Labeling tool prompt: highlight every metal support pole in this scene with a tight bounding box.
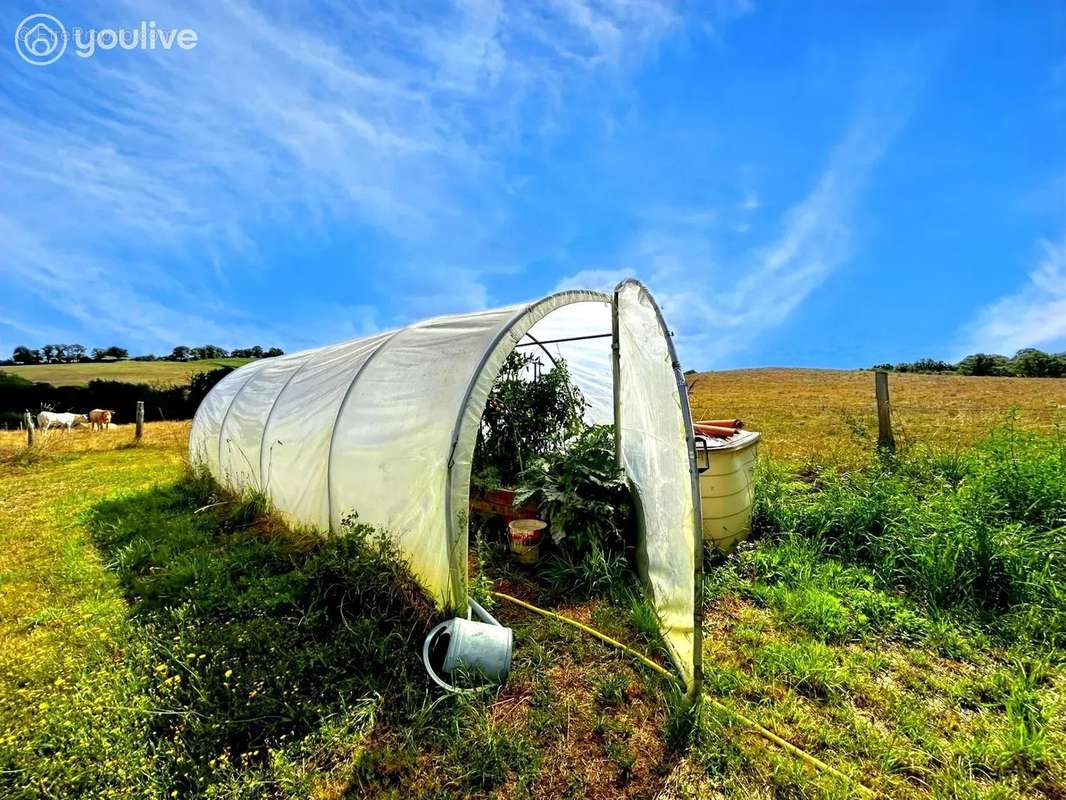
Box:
[514,332,612,347]
[610,293,622,467]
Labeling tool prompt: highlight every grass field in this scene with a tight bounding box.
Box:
[1,371,1063,798]
[689,368,1066,466]
[5,358,252,387]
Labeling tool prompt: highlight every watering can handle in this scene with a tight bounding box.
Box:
[422,621,475,695]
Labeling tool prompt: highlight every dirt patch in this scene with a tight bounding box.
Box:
[493,652,676,799]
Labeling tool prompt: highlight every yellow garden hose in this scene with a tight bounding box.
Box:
[491,590,877,799]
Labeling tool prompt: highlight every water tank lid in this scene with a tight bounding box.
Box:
[695,429,761,453]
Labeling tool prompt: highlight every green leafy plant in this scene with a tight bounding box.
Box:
[473,351,587,488]
[515,425,631,557]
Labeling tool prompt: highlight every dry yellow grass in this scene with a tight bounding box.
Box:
[688,368,1066,466]
[1,404,1061,797]
[4,358,250,387]
[0,420,191,461]
[7,368,1062,468]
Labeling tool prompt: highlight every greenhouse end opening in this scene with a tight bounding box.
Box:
[190,279,704,693]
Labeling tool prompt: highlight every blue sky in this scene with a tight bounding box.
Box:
[1,1,1063,370]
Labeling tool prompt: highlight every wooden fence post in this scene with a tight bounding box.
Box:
[24,412,34,447]
[135,401,144,440]
[874,371,895,452]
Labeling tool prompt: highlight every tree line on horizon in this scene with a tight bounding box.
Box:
[0,365,235,427]
[872,348,1066,378]
[5,343,284,366]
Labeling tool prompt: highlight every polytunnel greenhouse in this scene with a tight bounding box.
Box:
[190,279,704,691]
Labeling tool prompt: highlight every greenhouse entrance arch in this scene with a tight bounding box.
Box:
[190,280,703,691]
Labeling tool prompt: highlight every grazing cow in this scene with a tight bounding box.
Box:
[89,409,115,431]
[37,411,89,432]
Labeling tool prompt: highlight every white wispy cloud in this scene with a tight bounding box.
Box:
[0,0,684,354]
[957,237,1066,356]
[553,58,927,367]
[0,213,277,348]
[699,0,756,38]
[545,0,679,66]
[0,315,48,341]
[555,268,635,294]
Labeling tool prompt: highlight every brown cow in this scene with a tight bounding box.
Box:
[89,409,115,431]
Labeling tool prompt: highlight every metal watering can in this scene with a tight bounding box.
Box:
[422,598,513,693]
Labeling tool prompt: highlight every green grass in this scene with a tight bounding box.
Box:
[1,454,441,798]
[688,554,1066,798]
[680,421,1066,799]
[0,424,678,799]
[5,358,252,386]
[751,419,1066,648]
[2,420,1064,798]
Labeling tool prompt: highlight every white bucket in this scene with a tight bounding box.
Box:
[508,519,547,564]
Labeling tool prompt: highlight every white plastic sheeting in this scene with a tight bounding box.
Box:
[190,282,702,691]
[520,302,614,424]
[615,280,703,691]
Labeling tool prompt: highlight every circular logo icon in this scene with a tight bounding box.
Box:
[14,14,67,66]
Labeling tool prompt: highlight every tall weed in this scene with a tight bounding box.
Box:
[752,423,1066,648]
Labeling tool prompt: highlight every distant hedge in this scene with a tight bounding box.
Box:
[0,367,233,427]
[872,348,1066,378]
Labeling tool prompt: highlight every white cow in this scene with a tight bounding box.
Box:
[37,411,89,432]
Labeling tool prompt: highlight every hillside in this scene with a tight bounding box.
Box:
[688,368,1066,465]
[4,358,252,387]
[3,372,1065,799]
[2,417,1062,798]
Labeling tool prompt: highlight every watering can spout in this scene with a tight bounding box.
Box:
[468,597,500,626]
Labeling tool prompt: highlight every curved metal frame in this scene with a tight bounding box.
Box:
[324,331,402,528]
[443,290,610,605]
[215,359,271,481]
